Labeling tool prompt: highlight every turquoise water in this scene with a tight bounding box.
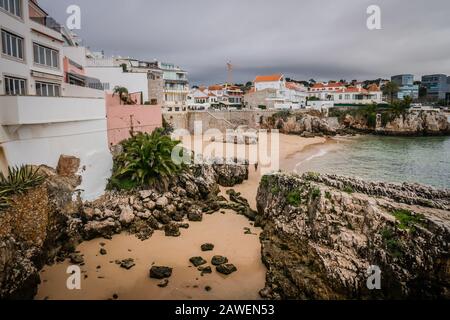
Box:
[294,135,450,189]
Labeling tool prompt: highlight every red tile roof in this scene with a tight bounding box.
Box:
[208,85,223,91]
[311,82,345,89]
[255,74,283,83]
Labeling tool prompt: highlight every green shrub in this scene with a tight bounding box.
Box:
[304,172,320,180]
[343,185,354,194]
[381,228,403,258]
[271,186,280,195]
[325,191,332,200]
[367,113,377,128]
[261,175,271,188]
[0,165,45,211]
[109,130,186,191]
[273,110,291,121]
[311,187,321,200]
[391,209,425,231]
[287,190,302,206]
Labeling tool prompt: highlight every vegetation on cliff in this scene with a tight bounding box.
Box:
[109,129,187,191]
[0,165,45,211]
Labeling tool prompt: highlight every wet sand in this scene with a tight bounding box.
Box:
[36,134,328,300]
[36,210,264,300]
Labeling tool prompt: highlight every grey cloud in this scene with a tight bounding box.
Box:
[39,0,450,84]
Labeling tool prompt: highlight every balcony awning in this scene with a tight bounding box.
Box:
[68,72,87,82]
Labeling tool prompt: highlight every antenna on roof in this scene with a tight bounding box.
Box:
[227,61,233,85]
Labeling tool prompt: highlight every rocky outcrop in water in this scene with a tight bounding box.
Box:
[256,172,450,299]
[262,113,337,136]
[262,109,450,137]
[343,109,450,136]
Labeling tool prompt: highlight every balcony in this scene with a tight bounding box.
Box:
[0,95,105,126]
[29,17,63,41]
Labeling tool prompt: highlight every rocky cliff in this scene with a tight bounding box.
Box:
[262,112,337,137]
[262,109,450,137]
[343,109,450,136]
[256,172,450,299]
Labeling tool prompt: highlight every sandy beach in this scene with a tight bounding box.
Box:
[36,134,327,300]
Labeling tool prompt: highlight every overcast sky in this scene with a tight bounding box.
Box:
[40,0,450,85]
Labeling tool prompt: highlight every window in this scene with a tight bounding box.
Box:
[35,81,61,97]
[1,29,24,60]
[4,76,26,95]
[0,0,22,17]
[33,43,59,68]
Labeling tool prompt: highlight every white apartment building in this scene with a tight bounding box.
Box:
[159,62,189,109]
[0,0,112,200]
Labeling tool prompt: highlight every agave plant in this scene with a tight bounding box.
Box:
[0,165,45,211]
[109,129,187,190]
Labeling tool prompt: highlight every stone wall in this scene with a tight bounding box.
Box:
[164,110,279,133]
[148,71,164,105]
[243,89,277,109]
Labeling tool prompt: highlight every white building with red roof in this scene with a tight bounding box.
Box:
[245,74,307,110]
[309,82,383,105]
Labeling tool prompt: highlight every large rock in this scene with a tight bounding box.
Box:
[0,238,40,300]
[119,206,135,225]
[83,220,120,240]
[263,112,336,136]
[56,155,80,177]
[256,172,450,299]
[156,196,169,208]
[211,158,249,187]
[376,110,450,135]
[150,266,172,279]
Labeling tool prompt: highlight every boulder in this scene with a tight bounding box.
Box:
[83,220,120,240]
[56,155,80,177]
[164,223,180,237]
[190,256,207,267]
[119,206,135,225]
[156,196,169,208]
[150,266,172,279]
[216,264,237,275]
[120,258,135,270]
[211,255,228,266]
[188,211,203,222]
[201,243,214,251]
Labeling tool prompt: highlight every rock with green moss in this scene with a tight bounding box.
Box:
[256,172,450,299]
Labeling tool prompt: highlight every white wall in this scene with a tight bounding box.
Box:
[62,46,87,67]
[62,83,105,99]
[1,119,112,200]
[0,96,106,125]
[85,66,149,101]
[255,81,283,91]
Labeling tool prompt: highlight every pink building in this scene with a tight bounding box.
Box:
[106,94,162,146]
